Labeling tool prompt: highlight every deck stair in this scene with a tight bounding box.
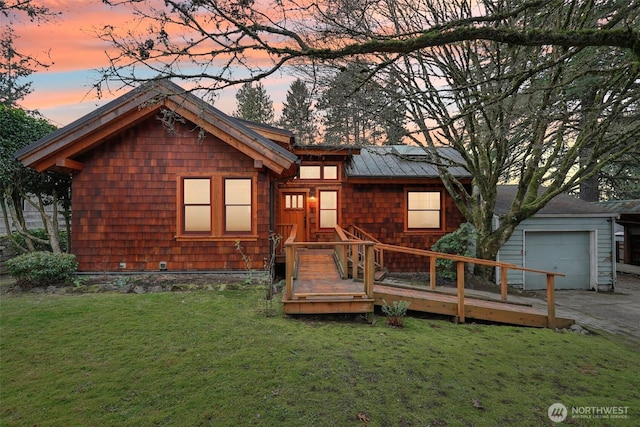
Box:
[344,225,388,281]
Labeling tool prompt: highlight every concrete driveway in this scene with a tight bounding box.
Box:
[533,268,640,348]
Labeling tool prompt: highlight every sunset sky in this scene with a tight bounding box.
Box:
[12,0,293,127]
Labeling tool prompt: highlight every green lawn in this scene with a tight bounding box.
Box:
[1,286,639,426]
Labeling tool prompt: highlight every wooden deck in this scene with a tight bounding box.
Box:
[282,248,574,328]
[281,249,375,315]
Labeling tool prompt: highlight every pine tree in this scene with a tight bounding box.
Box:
[317,63,407,145]
[233,82,274,125]
[279,79,316,145]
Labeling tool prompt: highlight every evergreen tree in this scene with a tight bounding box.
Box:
[317,63,407,145]
[279,79,316,145]
[0,106,70,253]
[233,82,274,125]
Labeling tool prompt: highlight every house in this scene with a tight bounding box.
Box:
[596,199,640,266]
[16,80,470,273]
[277,144,471,271]
[495,186,618,291]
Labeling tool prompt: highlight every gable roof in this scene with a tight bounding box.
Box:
[495,186,617,218]
[16,79,298,174]
[345,145,471,179]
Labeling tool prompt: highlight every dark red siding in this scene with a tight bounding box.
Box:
[341,182,467,272]
[72,117,271,272]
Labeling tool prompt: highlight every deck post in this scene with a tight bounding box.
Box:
[457,261,465,323]
[352,243,359,280]
[285,244,294,300]
[364,244,375,299]
[430,256,436,290]
[501,267,508,301]
[546,274,556,329]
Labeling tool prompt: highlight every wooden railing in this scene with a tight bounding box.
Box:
[374,243,564,328]
[284,225,376,303]
[275,223,295,254]
[347,225,384,272]
[284,223,563,328]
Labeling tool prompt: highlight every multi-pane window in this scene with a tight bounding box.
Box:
[299,165,338,180]
[183,178,211,233]
[319,190,338,229]
[407,191,441,229]
[285,194,304,209]
[225,179,252,232]
[179,175,254,237]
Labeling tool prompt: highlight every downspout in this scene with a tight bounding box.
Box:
[269,159,301,253]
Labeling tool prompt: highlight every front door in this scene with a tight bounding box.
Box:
[280,192,307,241]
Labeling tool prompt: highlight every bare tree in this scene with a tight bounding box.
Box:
[96,0,640,272]
[98,0,639,93]
[379,0,639,272]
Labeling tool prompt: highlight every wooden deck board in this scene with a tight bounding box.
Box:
[283,249,574,328]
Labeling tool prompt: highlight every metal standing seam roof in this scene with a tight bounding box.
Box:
[345,145,471,179]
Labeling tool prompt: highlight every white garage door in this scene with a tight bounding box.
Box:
[524,231,591,290]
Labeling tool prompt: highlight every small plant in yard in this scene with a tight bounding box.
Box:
[7,251,77,288]
[236,232,282,316]
[381,299,411,327]
[235,239,254,285]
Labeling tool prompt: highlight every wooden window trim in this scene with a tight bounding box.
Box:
[317,188,340,232]
[224,178,253,234]
[298,163,340,181]
[176,173,258,241]
[403,189,444,234]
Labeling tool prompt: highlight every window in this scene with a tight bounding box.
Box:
[183,178,211,233]
[323,165,338,180]
[299,165,321,179]
[285,194,304,209]
[319,190,338,229]
[299,165,338,180]
[225,179,252,232]
[179,175,255,238]
[407,191,441,229]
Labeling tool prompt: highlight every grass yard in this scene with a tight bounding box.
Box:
[1,286,639,426]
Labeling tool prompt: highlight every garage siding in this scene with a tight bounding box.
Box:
[497,216,615,291]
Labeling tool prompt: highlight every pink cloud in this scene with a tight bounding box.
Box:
[14,0,297,125]
[13,0,131,73]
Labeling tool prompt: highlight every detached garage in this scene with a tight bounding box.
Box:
[495,187,617,291]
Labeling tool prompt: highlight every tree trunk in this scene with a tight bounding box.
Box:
[579,87,599,202]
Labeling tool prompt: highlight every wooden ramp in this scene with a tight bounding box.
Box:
[283,249,574,328]
[374,284,574,329]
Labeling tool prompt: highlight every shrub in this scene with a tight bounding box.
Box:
[7,251,78,288]
[431,223,475,281]
[381,299,411,327]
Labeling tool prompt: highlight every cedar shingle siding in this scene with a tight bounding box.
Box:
[72,117,270,272]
